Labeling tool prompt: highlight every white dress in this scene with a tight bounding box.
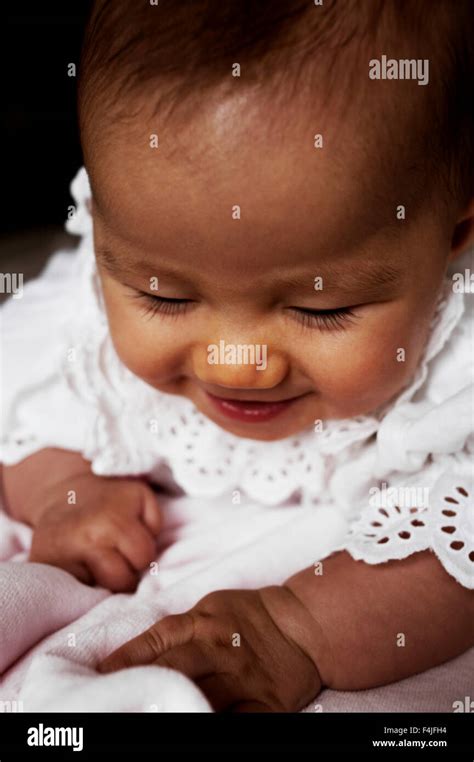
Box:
[1,168,473,588]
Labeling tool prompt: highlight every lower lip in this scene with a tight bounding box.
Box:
[206,393,298,423]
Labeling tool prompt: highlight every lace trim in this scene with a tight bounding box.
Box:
[346,469,474,588]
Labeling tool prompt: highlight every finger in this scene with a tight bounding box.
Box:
[59,560,95,587]
[29,550,94,586]
[229,700,273,713]
[197,672,246,712]
[140,488,161,536]
[154,641,216,681]
[98,611,195,672]
[85,548,138,592]
[116,522,157,571]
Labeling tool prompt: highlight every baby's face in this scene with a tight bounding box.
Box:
[88,91,455,441]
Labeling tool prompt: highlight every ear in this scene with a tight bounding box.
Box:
[449,198,474,261]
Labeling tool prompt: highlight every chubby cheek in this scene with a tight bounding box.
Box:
[101,284,185,385]
[306,301,433,418]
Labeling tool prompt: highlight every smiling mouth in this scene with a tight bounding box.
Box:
[205,392,305,423]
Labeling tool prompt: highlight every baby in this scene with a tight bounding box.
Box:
[1,0,473,712]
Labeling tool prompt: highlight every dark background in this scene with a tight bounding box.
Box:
[1,2,92,292]
[2,1,92,234]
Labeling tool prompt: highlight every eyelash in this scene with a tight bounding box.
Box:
[133,292,357,331]
[290,306,357,331]
[132,293,194,319]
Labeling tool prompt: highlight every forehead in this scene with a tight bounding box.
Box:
[87,88,414,278]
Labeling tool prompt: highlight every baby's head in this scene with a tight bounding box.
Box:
[78,0,474,441]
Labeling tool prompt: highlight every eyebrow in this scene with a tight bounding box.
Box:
[274,259,402,299]
[95,247,196,287]
[96,246,402,298]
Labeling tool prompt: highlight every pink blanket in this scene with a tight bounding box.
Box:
[0,493,472,712]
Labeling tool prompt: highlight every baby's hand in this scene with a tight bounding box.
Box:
[29,473,161,592]
[98,586,322,711]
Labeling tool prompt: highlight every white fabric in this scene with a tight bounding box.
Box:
[1,167,473,589]
[0,490,345,711]
[1,491,472,713]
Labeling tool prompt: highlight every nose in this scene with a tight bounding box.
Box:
[191,339,289,390]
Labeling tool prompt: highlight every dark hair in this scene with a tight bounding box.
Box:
[78,0,474,208]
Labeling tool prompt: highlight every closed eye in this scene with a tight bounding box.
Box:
[131,292,194,319]
[288,306,359,331]
[131,290,360,331]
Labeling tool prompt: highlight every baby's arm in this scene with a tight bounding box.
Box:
[1,449,162,591]
[285,550,474,690]
[98,550,474,710]
[2,448,93,525]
